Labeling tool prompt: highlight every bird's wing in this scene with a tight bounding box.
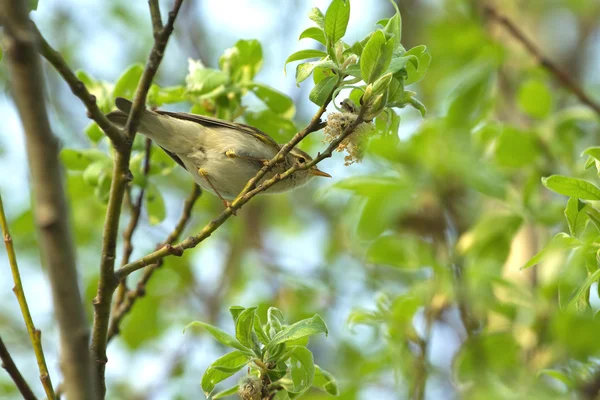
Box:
[156,110,282,153]
[158,145,186,169]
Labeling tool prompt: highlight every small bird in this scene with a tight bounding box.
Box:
[107,98,331,208]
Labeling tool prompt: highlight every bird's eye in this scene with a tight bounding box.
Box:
[298,157,306,164]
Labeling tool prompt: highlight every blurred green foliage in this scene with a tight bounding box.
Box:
[2,0,600,399]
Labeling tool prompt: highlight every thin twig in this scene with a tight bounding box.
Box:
[32,24,126,150]
[107,183,201,342]
[149,0,164,33]
[116,102,365,278]
[90,0,184,396]
[484,5,600,116]
[0,195,54,399]
[113,138,153,309]
[0,336,37,400]
[2,2,97,398]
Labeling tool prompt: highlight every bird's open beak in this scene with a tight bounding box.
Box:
[310,167,332,178]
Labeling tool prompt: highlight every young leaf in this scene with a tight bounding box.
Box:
[60,149,109,171]
[113,63,144,100]
[267,307,285,331]
[309,75,337,106]
[518,79,553,118]
[360,30,394,84]
[403,45,431,85]
[567,268,600,311]
[384,12,402,49]
[287,346,315,394]
[242,82,295,118]
[521,233,583,270]
[299,27,326,45]
[235,307,257,349]
[229,306,245,324]
[201,351,250,396]
[583,147,600,162]
[85,122,104,144]
[542,175,600,200]
[309,7,325,29]
[296,62,317,85]
[284,49,327,73]
[324,0,351,45]
[313,365,339,395]
[212,384,240,399]
[266,314,328,351]
[184,321,253,354]
[146,183,166,226]
[565,197,588,237]
[253,315,270,345]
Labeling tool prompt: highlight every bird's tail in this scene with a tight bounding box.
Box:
[106,97,173,149]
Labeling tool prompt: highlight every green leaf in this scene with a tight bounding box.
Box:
[83,161,110,187]
[313,365,339,395]
[184,321,252,354]
[267,307,285,333]
[288,346,315,394]
[145,183,166,225]
[229,306,245,323]
[242,82,295,118]
[568,268,600,311]
[583,147,600,162]
[360,30,394,84]
[266,314,328,351]
[565,197,588,237]
[403,45,431,85]
[201,351,249,396]
[542,175,600,200]
[536,369,573,388]
[85,122,104,144]
[253,315,270,345]
[309,7,325,29]
[284,49,327,73]
[309,75,337,106]
[296,62,317,85]
[367,234,433,269]
[235,307,257,349]
[29,0,39,11]
[244,110,297,143]
[299,27,326,45]
[186,62,229,96]
[384,12,402,49]
[212,384,240,399]
[60,149,109,171]
[324,0,351,45]
[494,127,540,168]
[518,79,553,118]
[219,39,263,82]
[521,233,583,270]
[113,63,144,100]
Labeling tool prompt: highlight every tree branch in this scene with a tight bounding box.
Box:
[1,1,97,398]
[484,5,600,116]
[0,336,37,400]
[90,2,184,395]
[113,138,153,310]
[149,0,164,34]
[32,24,126,150]
[107,183,201,342]
[116,103,365,278]
[0,195,54,399]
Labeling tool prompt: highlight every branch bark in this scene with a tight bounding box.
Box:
[0,336,37,400]
[0,195,54,399]
[484,5,600,116]
[1,1,97,398]
[90,1,184,396]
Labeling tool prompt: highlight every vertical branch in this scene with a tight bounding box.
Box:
[0,336,37,400]
[90,3,184,394]
[113,138,153,309]
[1,1,97,398]
[0,196,54,399]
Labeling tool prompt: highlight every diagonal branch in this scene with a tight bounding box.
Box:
[0,336,37,400]
[0,195,54,399]
[116,102,366,279]
[90,1,184,396]
[484,5,600,116]
[2,2,97,398]
[107,183,201,342]
[32,24,126,150]
[149,0,164,34]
